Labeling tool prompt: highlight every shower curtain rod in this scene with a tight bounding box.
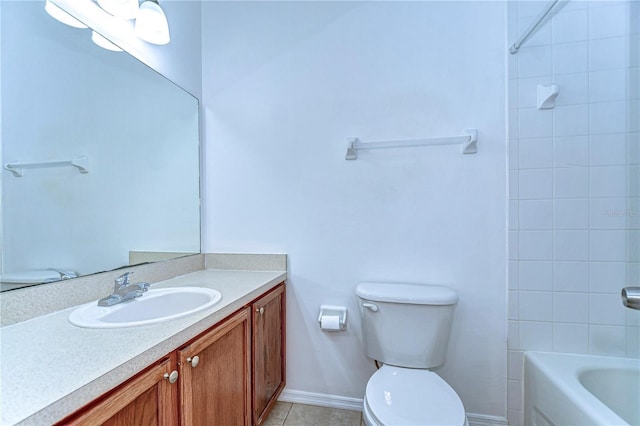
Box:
[509,0,560,55]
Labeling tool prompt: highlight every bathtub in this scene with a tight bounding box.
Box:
[524,351,640,426]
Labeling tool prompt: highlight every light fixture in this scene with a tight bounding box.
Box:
[91,30,123,52]
[44,0,171,50]
[45,0,88,29]
[96,0,139,21]
[135,0,171,45]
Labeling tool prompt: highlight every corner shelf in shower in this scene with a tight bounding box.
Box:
[4,156,89,177]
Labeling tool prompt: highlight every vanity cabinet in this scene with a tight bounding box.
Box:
[252,283,286,425]
[56,283,284,426]
[179,308,251,426]
[63,357,178,426]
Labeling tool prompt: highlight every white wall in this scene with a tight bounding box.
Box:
[202,1,508,420]
[507,1,640,424]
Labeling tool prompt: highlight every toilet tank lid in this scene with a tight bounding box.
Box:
[356,282,458,305]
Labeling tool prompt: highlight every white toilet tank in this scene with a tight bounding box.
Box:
[356,282,458,369]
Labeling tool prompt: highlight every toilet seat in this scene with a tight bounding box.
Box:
[364,365,467,426]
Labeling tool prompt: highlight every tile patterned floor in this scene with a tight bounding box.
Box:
[264,402,363,426]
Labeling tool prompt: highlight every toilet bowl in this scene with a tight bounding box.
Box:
[362,365,468,426]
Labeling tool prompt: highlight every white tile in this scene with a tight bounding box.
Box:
[509,109,519,138]
[553,73,588,106]
[510,230,519,260]
[630,67,640,101]
[590,133,627,166]
[509,260,519,290]
[508,379,523,411]
[590,101,627,134]
[590,262,627,293]
[553,292,588,323]
[629,197,640,230]
[631,35,640,67]
[518,15,552,47]
[553,323,589,353]
[508,350,525,381]
[553,104,589,137]
[627,308,640,327]
[554,166,589,198]
[589,69,628,103]
[554,199,589,229]
[629,230,640,262]
[519,231,553,261]
[519,77,552,109]
[629,100,640,133]
[588,3,630,40]
[590,230,627,262]
[520,291,553,321]
[519,321,553,351]
[590,198,628,229]
[508,410,523,426]
[508,320,520,350]
[509,199,519,230]
[519,108,553,138]
[554,261,589,292]
[554,230,589,261]
[509,290,519,320]
[519,200,553,229]
[519,138,553,169]
[510,170,519,199]
[590,165,628,198]
[509,138,519,170]
[509,79,519,109]
[589,37,629,71]
[589,324,626,356]
[519,261,553,291]
[518,45,553,78]
[520,169,553,199]
[628,133,639,165]
[627,327,640,358]
[518,1,547,18]
[590,293,627,326]
[553,135,588,167]
[553,8,588,44]
[553,42,588,74]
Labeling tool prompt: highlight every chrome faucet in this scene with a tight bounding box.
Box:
[621,287,640,310]
[97,272,150,307]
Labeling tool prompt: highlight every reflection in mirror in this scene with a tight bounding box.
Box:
[0,1,200,291]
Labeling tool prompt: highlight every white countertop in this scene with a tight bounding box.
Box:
[0,269,286,426]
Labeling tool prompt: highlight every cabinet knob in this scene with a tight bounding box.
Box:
[256,307,265,315]
[164,370,178,384]
[187,356,200,368]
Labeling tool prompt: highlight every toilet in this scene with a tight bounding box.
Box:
[356,282,468,426]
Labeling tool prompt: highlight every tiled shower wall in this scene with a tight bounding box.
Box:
[507,1,639,425]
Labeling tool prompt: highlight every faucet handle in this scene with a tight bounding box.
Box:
[114,272,133,290]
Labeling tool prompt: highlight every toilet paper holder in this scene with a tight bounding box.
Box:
[318,305,347,331]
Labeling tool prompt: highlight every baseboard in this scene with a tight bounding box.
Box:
[278,388,364,411]
[467,413,509,426]
[279,388,508,426]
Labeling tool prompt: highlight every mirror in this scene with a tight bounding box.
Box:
[0,1,200,291]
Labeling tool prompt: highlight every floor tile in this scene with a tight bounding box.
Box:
[263,402,293,426]
[282,404,361,426]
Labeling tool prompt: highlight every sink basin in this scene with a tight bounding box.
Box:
[69,287,222,328]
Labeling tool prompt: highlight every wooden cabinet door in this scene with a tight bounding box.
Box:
[178,308,251,426]
[252,283,286,425]
[61,357,178,426]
